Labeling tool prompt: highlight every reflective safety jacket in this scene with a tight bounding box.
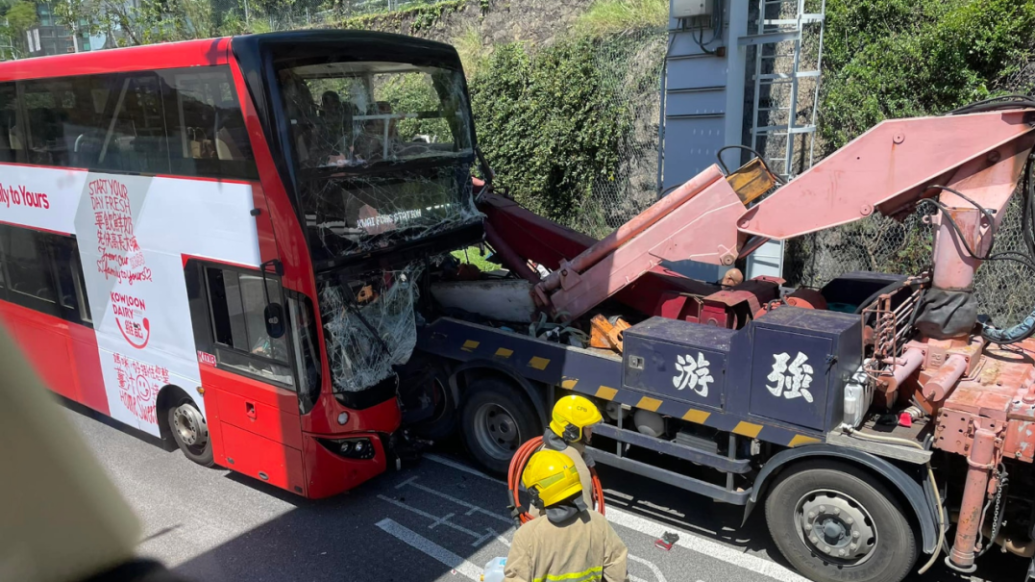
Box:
[504,509,629,582]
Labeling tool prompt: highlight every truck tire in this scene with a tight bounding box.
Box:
[460,376,541,476]
[168,399,214,467]
[399,359,456,441]
[765,460,917,582]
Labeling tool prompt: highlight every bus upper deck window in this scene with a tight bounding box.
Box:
[162,68,257,180]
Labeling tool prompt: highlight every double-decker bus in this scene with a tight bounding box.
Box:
[0,30,482,498]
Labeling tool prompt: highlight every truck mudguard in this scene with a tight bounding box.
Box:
[449,359,550,425]
[746,445,939,554]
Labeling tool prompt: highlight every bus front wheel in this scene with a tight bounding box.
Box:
[168,400,214,467]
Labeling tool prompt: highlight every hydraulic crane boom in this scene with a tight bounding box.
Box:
[738,109,1035,326]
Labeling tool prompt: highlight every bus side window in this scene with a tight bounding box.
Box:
[204,266,295,388]
[161,68,257,180]
[22,80,76,167]
[0,83,22,163]
[52,237,91,324]
[97,74,170,175]
[287,295,322,413]
[2,226,58,304]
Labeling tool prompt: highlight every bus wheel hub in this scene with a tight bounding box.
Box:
[174,405,206,447]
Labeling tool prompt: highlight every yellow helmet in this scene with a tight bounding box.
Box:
[522,450,583,508]
[550,395,603,442]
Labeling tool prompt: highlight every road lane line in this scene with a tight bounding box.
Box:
[376,494,483,540]
[377,518,482,581]
[471,528,498,547]
[628,554,667,582]
[424,454,808,582]
[426,454,494,480]
[395,476,420,489]
[428,512,456,529]
[606,509,810,582]
[403,478,513,525]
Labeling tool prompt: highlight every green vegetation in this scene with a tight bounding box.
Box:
[469,40,631,228]
[573,0,667,39]
[451,246,500,271]
[338,0,469,33]
[452,25,485,77]
[820,0,1035,151]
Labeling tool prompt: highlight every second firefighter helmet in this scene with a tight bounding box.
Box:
[522,449,582,508]
[550,394,603,443]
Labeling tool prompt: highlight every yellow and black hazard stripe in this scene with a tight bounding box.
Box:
[558,376,821,448]
[420,317,824,449]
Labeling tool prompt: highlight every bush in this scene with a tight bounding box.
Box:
[820,0,1035,151]
[470,40,630,227]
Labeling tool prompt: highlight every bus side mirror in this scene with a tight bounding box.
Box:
[264,303,286,339]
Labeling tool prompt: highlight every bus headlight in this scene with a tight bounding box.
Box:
[317,437,375,460]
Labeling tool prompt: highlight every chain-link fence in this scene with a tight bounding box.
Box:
[577,26,668,238]
[783,196,1035,326]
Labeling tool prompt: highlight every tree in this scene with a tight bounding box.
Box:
[6,1,38,36]
[820,0,1035,151]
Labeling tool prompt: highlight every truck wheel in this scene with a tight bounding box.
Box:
[460,376,541,475]
[765,461,916,582]
[168,400,213,467]
[399,359,456,441]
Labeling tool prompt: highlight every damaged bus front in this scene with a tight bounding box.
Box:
[219,31,485,496]
[263,33,483,419]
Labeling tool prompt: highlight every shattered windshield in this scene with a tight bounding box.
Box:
[319,266,421,394]
[276,59,479,262]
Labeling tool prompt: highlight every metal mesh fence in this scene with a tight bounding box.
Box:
[783,196,1035,326]
[576,26,668,239]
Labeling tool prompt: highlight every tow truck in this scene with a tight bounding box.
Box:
[400,99,1035,582]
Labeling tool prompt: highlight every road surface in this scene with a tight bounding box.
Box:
[68,403,1029,582]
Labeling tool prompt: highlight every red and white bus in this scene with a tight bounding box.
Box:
[0,30,482,498]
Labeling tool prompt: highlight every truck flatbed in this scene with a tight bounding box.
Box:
[418,316,827,451]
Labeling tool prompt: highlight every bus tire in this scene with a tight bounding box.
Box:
[460,376,540,476]
[765,460,917,582]
[167,399,214,467]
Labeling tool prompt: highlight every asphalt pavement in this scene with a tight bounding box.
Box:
[67,403,1031,582]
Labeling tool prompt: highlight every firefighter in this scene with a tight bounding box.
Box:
[505,450,628,582]
[543,394,603,510]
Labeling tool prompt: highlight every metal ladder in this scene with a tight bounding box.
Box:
[743,0,825,181]
[739,0,825,278]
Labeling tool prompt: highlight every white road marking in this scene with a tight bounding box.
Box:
[472,528,497,547]
[401,477,513,525]
[377,494,484,541]
[428,512,456,529]
[605,510,810,582]
[395,475,420,489]
[377,518,483,581]
[426,453,496,479]
[424,454,808,582]
[629,554,667,582]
